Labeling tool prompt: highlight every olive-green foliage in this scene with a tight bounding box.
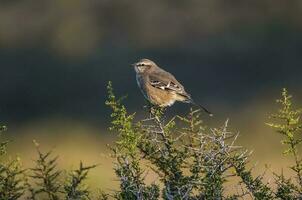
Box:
[230,154,273,199]
[26,144,97,200]
[0,157,26,200]
[105,82,275,199]
[0,125,26,200]
[267,88,302,198]
[0,126,97,200]
[28,144,62,200]
[0,125,8,155]
[106,81,160,200]
[96,191,110,200]
[64,162,97,200]
[1,86,302,199]
[104,83,302,199]
[274,172,299,199]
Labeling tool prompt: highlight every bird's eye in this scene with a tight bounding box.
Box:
[140,63,145,66]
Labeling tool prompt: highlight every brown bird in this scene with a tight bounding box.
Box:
[132,58,213,116]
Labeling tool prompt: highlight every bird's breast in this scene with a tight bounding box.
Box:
[136,74,149,100]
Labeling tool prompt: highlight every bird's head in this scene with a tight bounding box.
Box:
[132,58,156,73]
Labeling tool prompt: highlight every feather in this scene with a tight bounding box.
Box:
[148,70,187,96]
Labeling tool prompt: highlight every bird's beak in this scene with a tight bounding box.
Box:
[131,63,136,67]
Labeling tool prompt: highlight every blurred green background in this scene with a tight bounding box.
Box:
[1,0,302,191]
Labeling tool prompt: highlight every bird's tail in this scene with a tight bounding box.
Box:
[186,99,213,117]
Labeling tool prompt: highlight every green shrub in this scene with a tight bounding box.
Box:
[105,82,276,199]
[0,125,26,200]
[64,161,97,200]
[0,84,302,199]
[28,143,62,200]
[267,88,302,198]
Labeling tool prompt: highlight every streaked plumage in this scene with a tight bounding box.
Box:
[132,58,212,116]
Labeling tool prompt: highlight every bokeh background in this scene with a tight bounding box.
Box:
[1,0,302,191]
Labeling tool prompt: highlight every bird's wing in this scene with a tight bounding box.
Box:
[148,70,189,96]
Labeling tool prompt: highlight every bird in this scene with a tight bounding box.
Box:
[132,58,213,116]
